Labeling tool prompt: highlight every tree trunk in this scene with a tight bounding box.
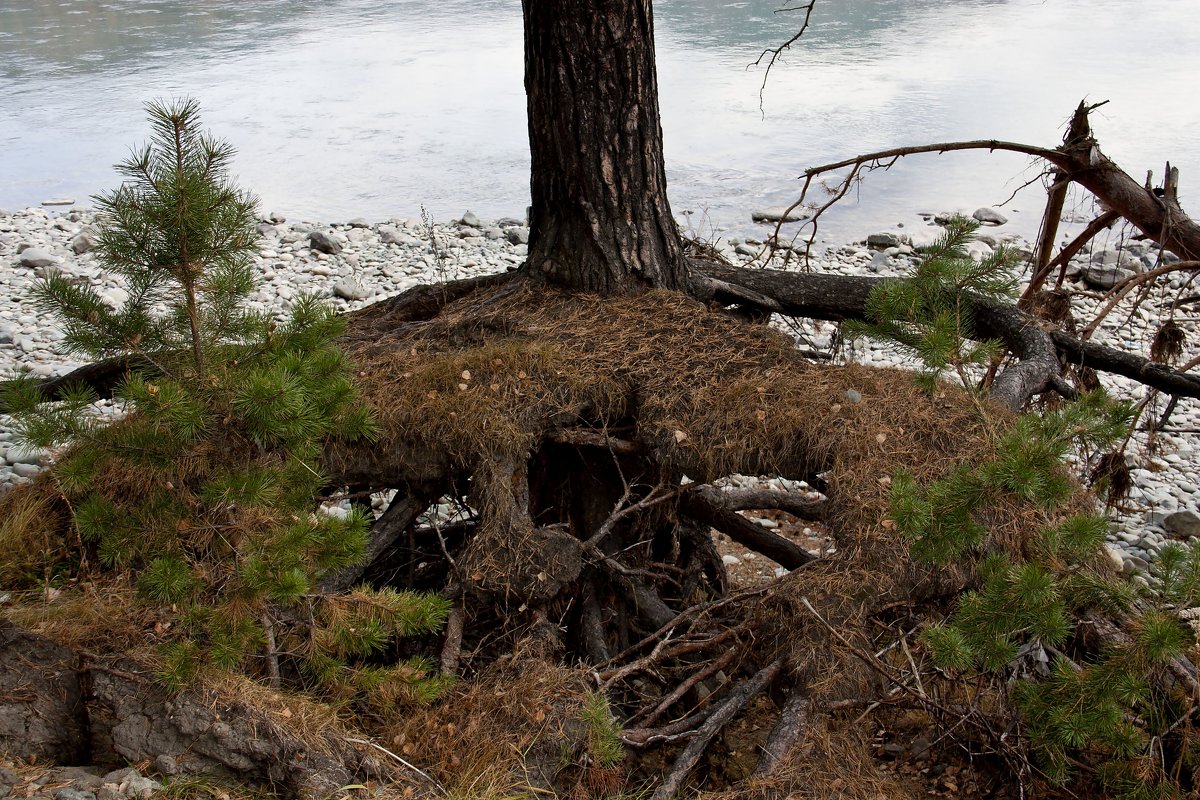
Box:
[522,0,689,293]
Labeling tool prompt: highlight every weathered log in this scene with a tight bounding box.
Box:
[700,485,825,520]
[1052,330,1200,398]
[703,263,1200,408]
[752,689,812,777]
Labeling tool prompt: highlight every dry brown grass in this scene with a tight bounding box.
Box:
[701,723,921,800]
[1,581,158,655]
[0,477,69,587]
[197,668,357,758]
[387,652,594,796]
[340,285,1027,548]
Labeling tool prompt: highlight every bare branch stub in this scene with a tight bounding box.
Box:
[752,1,817,113]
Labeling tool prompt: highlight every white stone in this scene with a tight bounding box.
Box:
[11,462,41,479]
[972,207,1008,225]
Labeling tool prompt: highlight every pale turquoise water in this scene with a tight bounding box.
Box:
[1,0,1198,243]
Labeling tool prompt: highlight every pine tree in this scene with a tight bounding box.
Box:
[3,100,448,705]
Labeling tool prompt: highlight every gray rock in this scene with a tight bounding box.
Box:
[70,230,97,255]
[17,247,56,268]
[496,217,524,228]
[1122,554,1150,575]
[1145,509,1172,528]
[53,791,94,800]
[43,769,102,791]
[99,770,138,786]
[122,777,160,799]
[484,227,504,240]
[333,279,370,301]
[965,240,993,261]
[268,211,287,223]
[380,227,415,247]
[505,227,530,245]
[308,231,342,255]
[1080,262,1134,290]
[1165,510,1200,539]
[972,207,1008,226]
[347,217,371,229]
[256,222,277,236]
[102,288,130,308]
[460,210,483,228]
[12,463,41,479]
[845,389,862,404]
[751,206,806,224]
[866,232,903,248]
[734,243,757,257]
[152,755,180,777]
[868,251,890,272]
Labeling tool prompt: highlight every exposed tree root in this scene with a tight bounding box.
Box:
[4,264,1197,796]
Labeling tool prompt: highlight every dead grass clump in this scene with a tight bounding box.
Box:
[340,285,1046,564]
[2,582,155,654]
[388,653,593,795]
[338,286,817,477]
[198,668,353,758]
[0,477,69,587]
[703,723,919,800]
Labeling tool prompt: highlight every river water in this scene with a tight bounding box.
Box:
[1,0,1198,244]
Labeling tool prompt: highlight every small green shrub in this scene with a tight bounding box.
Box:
[3,99,447,706]
[859,219,1197,794]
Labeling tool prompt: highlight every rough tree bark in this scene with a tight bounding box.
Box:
[522,0,690,293]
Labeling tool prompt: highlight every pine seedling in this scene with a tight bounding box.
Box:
[4,99,448,699]
[858,229,1198,790]
[305,587,455,712]
[580,690,626,768]
[844,214,1020,392]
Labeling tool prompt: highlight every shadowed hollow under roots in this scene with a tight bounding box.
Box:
[333,282,1079,667]
[322,282,1101,794]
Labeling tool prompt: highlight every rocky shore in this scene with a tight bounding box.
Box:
[0,765,161,800]
[0,204,1197,588]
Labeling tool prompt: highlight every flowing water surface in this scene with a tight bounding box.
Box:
[1,0,1198,243]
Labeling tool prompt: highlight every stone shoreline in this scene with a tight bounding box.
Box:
[0,205,1197,583]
